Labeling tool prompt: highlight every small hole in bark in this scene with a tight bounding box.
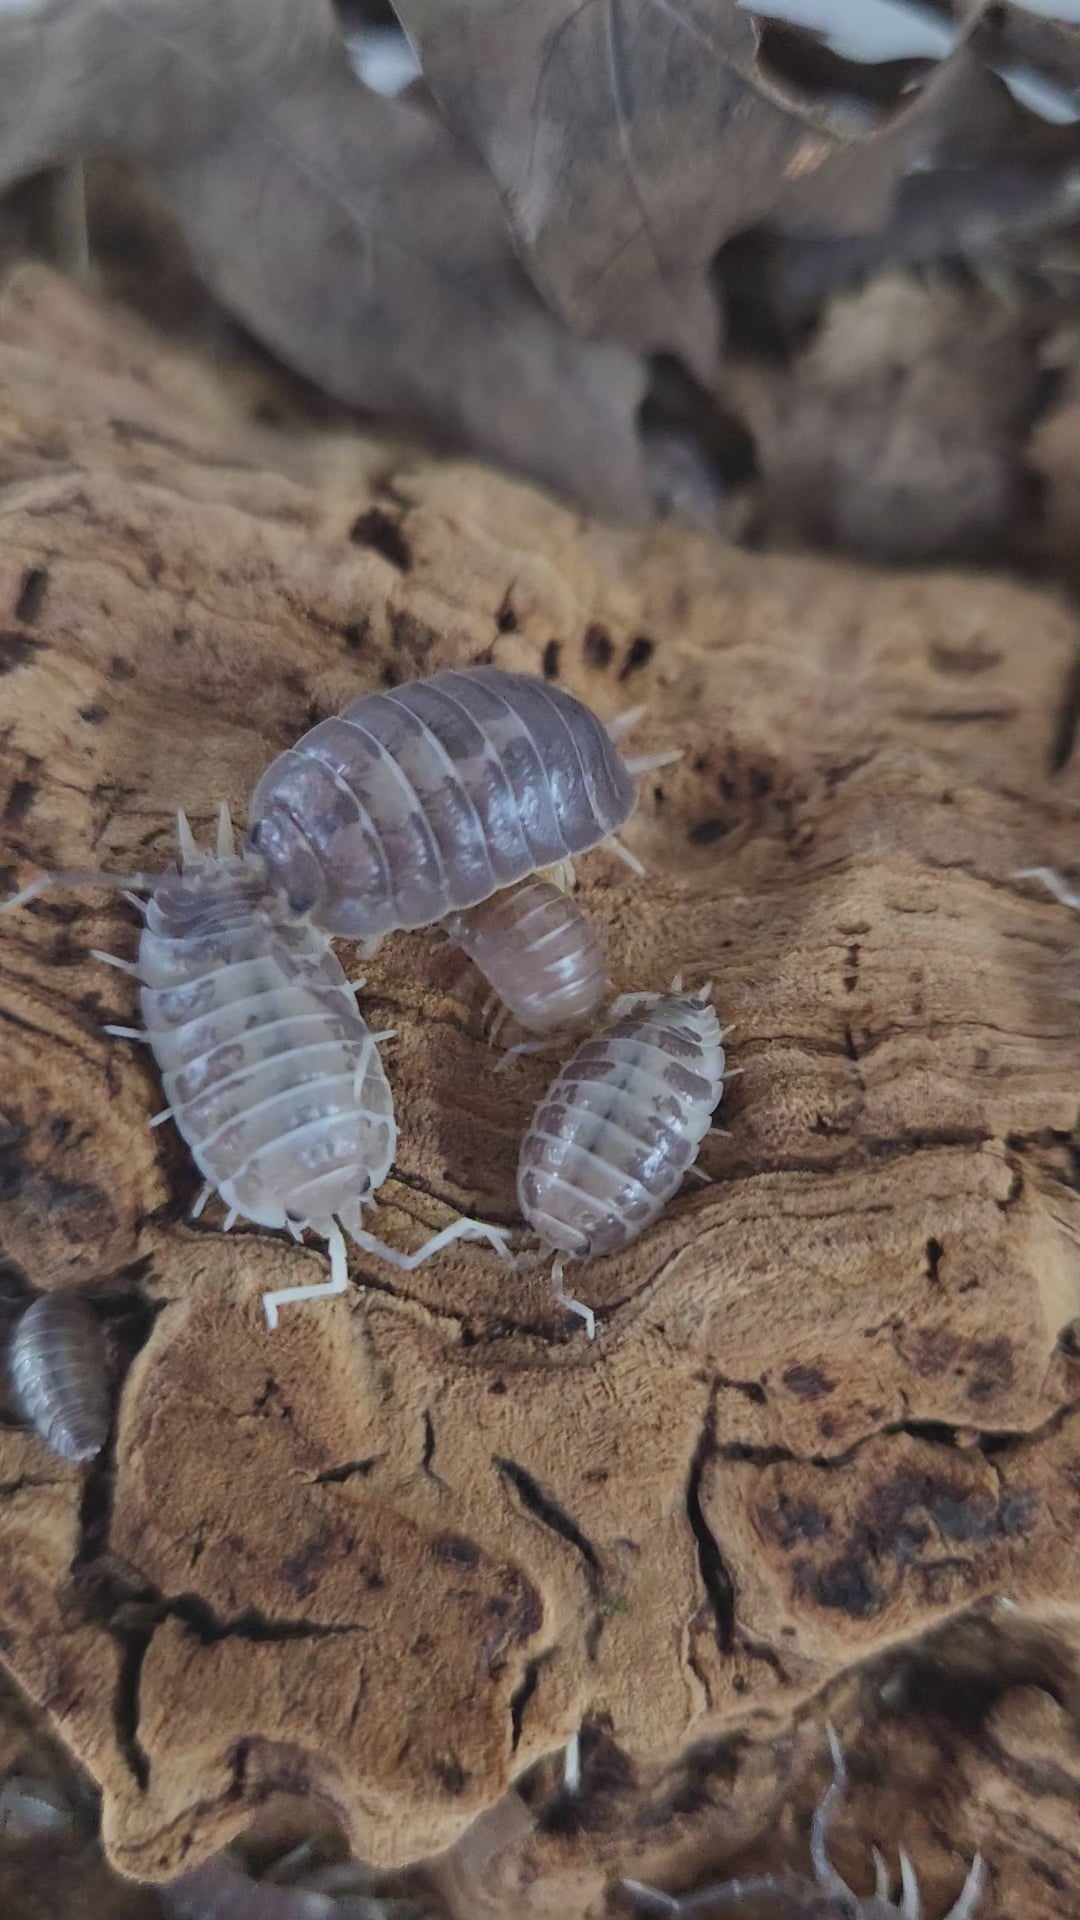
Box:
[619,636,654,681]
[14,566,48,625]
[349,506,412,570]
[542,640,561,680]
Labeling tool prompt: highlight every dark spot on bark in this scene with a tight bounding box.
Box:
[844,943,859,992]
[924,1484,995,1543]
[341,617,369,653]
[542,639,561,680]
[801,1554,882,1619]
[929,638,1001,675]
[432,1532,480,1568]
[433,1758,469,1796]
[110,655,136,681]
[363,1559,386,1590]
[489,1378,507,1394]
[172,626,191,646]
[3,779,35,825]
[781,1364,834,1401]
[349,506,411,571]
[583,623,613,669]
[145,552,163,583]
[762,1495,831,1549]
[925,1237,944,1282]
[912,1327,962,1376]
[79,705,107,725]
[49,1116,73,1146]
[991,1489,1037,1536]
[0,631,41,675]
[14,566,48,625]
[389,608,437,673]
[279,1537,330,1600]
[510,1659,540,1749]
[688,818,728,845]
[619,635,654,680]
[496,593,517,633]
[967,1336,1014,1400]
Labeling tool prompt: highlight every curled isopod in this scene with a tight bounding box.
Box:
[517,984,728,1338]
[0,1774,81,1844]
[442,876,609,1046]
[623,1728,986,1920]
[247,665,677,939]
[8,1293,110,1463]
[5,807,513,1329]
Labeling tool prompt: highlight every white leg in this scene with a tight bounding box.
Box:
[358,935,382,959]
[872,1848,891,1900]
[563,1731,581,1794]
[149,1107,173,1128]
[618,1885,680,1916]
[122,890,149,914]
[191,1183,213,1220]
[898,1849,921,1920]
[349,975,367,990]
[1013,866,1080,910]
[102,1024,151,1042]
[222,1207,239,1232]
[685,1164,711,1184]
[607,835,646,877]
[495,1035,566,1071]
[944,1856,986,1920]
[175,809,198,868]
[91,949,139,975]
[347,1214,515,1270]
[622,748,682,774]
[606,704,646,744]
[551,1253,595,1340]
[367,1028,397,1044]
[216,801,235,859]
[811,1727,856,1900]
[708,1127,731,1140]
[262,1220,350,1330]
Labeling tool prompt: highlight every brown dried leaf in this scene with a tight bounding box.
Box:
[395,0,1080,383]
[0,1,650,519]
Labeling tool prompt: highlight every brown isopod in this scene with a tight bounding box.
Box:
[247,666,677,940]
[623,1728,986,1919]
[517,982,730,1338]
[8,1293,110,1463]
[442,874,609,1051]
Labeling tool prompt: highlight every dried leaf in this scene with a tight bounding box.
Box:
[0,0,650,518]
[395,0,1080,382]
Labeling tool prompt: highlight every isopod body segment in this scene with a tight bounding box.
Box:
[443,876,609,1039]
[517,986,727,1335]
[247,666,644,939]
[8,1293,110,1463]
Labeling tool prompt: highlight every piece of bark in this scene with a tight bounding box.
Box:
[0,265,1079,1913]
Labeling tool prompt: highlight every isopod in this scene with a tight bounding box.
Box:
[622,1727,986,1919]
[442,875,609,1047]
[247,666,676,939]
[517,983,728,1338]
[6,809,512,1328]
[8,1293,110,1463]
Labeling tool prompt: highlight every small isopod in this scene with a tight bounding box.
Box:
[516,983,729,1338]
[622,1727,986,1919]
[8,1293,110,1463]
[442,875,609,1048]
[247,666,677,939]
[6,809,512,1328]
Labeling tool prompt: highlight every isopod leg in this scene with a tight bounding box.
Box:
[563,1731,581,1794]
[606,704,646,744]
[810,1726,857,1901]
[1013,866,1080,910]
[607,835,646,877]
[216,801,235,859]
[175,809,198,868]
[90,949,139,976]
[551,1253,595,1341]
[347,1215,515,1270]
[622,747,682,775]
[898,1848,921,1920]
[190,1183,213,1220]
[944,1855,987,1920]
[262,1220,350,1330]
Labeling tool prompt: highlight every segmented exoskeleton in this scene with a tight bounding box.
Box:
[623,1728,986,1919]
[443,875,609,1048]
[8,1293,110,1463]
[248,666,675,939]
[6,809,511,1327]
[517,984,728,1338]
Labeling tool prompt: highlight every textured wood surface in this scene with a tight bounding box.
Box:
[0,265,1078,1913]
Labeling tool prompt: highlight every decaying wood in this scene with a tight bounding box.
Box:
[0,266,1079,1914]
